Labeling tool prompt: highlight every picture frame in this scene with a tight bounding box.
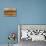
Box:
[4,8,16,16]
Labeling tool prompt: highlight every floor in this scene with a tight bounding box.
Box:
[19,40,46,46]
[0,44,18,46]
[0,40,46,46]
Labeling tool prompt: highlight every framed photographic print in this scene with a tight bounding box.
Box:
[4,8,16,16]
